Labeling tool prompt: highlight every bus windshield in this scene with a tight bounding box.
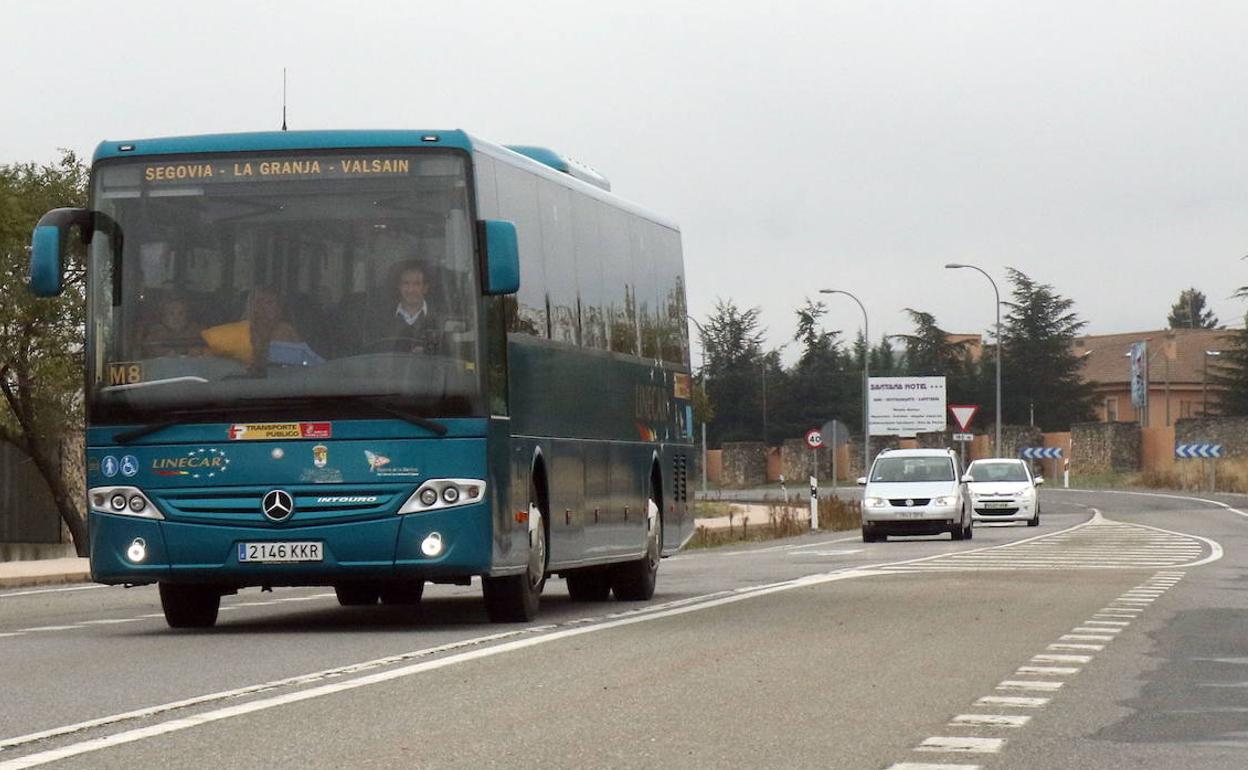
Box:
[87,150,483,423]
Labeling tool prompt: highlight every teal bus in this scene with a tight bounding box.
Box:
[29,130,694,627]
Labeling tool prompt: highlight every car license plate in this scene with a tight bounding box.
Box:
[897,510,924,519]
[238,542,323,563]
[983,502,1013,509]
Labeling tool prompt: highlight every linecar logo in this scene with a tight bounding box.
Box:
[300,422,332,439]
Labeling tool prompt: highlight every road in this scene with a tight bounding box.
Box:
[0,488,1243,769]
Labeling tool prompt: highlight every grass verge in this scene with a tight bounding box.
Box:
[687,498,862,550]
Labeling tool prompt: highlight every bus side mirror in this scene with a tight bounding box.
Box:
[29,207,92,297]
[480,219,520,295]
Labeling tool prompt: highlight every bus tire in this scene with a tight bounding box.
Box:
[612,476,662,601]
[379,581,425,605]
[159,583,220,629]
[335,584,381,606]
[565,569,612,601]
[484,489,547,623]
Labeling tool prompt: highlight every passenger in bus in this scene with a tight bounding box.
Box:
[141,295,205,357]
[201,287,322,370]
[364,259,442,354]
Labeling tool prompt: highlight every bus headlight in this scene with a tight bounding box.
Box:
[90,487,164,520]
[399,480,486,514]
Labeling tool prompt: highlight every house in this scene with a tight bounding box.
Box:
[1073,328,1234,425]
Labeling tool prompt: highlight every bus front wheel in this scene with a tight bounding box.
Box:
[483,499,547,622]
[159,583,221,629]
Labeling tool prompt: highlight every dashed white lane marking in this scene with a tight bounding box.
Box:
[951,714,1031,727]
[997,680,1063,692]
[974,696,1049,708]
[1060,634,1115,642]
[1072,627,1120,635]
[915,737,1004,753]
[1082,620,1129,626]
[1016,666,1080,676]
[1048,642,1105,651]
[1033,653,1093,664]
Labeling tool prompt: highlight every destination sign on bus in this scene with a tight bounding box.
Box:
[142,156,414,184]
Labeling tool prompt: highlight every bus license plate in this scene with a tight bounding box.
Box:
[238,542,323,563]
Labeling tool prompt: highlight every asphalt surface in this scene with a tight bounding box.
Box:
[0,488,1243,769]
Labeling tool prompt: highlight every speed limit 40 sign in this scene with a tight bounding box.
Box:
[804,428,823,449]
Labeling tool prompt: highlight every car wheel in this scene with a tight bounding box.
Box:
[951,520,966,541]
[1028,511,1040,527]
[159,583,221,628]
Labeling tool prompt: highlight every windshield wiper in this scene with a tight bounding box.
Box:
[343,396,449,436]
[113,421,179,445]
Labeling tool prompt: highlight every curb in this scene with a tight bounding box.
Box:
[0,572,92,590]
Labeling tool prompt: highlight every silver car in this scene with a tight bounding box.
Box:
[858,448,972,542]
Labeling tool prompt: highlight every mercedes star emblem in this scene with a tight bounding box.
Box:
[261,489,295,522]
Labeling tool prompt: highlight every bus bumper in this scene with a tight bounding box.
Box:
[89,505,493,586]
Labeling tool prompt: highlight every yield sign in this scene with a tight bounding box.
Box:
[949,404,979,432]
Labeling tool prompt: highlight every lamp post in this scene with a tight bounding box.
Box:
[819,289,870,476]
[687,315,708,493]
[1203,350,1223,416]
[945,263,1001,454]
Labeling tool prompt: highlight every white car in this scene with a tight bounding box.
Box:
[858,448,972,542]
[964,458,1043,526]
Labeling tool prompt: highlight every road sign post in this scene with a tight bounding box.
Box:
[949,405,978,468]
[1176,443,1224,492]
[805,428,823,529]
[820,419,850,500]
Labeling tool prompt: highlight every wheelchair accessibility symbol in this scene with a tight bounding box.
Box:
[120,455,139,478]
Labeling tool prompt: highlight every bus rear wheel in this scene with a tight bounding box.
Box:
[612,480,662,601]
[565,569,612,601]
[484,499,547,622]
[159,583,221,629]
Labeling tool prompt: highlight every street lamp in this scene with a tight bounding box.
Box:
[945,263,1002,455]
[819,289,870,477]
[1203,350,1223,416]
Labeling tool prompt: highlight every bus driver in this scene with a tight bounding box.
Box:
[365,259,441,354]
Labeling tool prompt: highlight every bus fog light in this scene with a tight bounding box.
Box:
[110,494,128,511]
[420,532,444,557]
[126,538,147,563]
[441,486,460,504]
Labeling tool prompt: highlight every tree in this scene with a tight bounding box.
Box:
[891,309,970,376]
[699,299,769,446]
[0,152,89,554]
[1167,287,1219,329]
[1211,285,1247,415]
[999,269,1096,430]
[770,299,850,439]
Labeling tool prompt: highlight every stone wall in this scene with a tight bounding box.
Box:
[780,439,834,483]
[720,441,768,488]
[1071,422,1141,474]
[1000,425,1045,460]
[1175,417,1248,457]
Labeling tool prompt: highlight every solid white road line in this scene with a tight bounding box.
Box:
[951,714,1031,727]
[915,737,1004,753]
[0,585,106,600]
[885,763,982,770]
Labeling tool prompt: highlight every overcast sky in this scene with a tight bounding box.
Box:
[6,1,1246,362]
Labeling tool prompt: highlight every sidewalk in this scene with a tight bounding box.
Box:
[0,557,90,589]
[694,502,810,532]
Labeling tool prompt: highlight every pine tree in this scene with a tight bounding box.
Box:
[999,269,1096,430]
[1167,287,1219,329]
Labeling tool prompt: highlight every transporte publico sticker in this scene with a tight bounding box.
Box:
[228,422,332,441]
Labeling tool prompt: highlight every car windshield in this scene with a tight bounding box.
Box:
[86,150,482,422]
[968,462,1030,483]
[869,456,955,483]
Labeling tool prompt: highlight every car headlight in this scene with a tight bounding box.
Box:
[864,497,887,508]
[932,496,955,506]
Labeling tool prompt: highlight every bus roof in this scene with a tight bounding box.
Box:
[91,129,680,232]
